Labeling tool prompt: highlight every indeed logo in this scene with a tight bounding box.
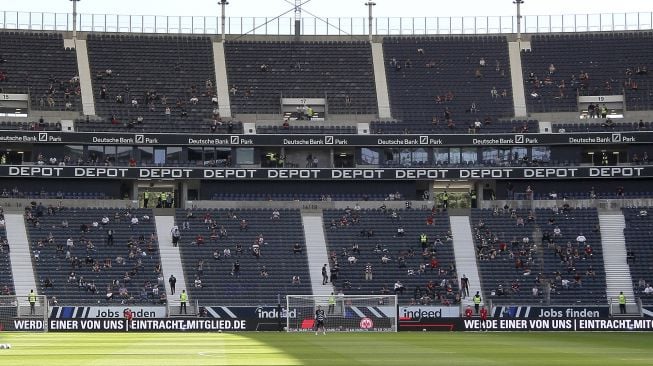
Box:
[401,308,442,319]
[256,307,297,319]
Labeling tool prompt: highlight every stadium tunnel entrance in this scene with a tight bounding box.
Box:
[136,181,179,209]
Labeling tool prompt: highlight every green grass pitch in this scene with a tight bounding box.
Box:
[0,332,651,365]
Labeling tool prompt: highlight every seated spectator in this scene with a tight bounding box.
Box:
[260,266,269,278]
[644,284,653,295]
[393,280,405,294]
[291,275,301,284]
[293,242,302,254]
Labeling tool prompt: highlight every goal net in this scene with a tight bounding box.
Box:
[0,295,48,332]
[286,295,397,332]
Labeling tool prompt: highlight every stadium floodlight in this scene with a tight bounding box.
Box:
[69,0,81,40]
[218,0,229,41]
[364,2,376,42]
[513,0,524,41]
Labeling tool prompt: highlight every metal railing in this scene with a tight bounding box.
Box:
[0,11,652,36]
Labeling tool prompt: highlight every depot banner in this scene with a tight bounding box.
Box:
[1,165,651,180]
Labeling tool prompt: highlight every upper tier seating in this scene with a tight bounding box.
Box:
[522,32,652,113]
[622,208,653,304]
[224,41,378,114]
[25,207,164,305]
[471,207,606,305]
[174,208,311,305]
[322,208,459,306]
[210,192,390,201]
[0,32,80,111]
[0,223,14,296]
[257,125,356,134]
[553,121,649,132]
[82,34,238,133]
[383,36,514,127]
[371,119,537,134]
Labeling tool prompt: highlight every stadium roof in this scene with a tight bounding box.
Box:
[4,0,651,18]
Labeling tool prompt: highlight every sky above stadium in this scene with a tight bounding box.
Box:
[5,0,652,18]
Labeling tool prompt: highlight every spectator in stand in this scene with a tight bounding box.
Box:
[393,280,405,294]
[576,233,587,246]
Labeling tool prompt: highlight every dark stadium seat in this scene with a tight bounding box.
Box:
[522,33,653,113]
[0,31,81,112]
[322,208,459,306]
[174,208,311,305]
[471,207,607,305]
[622,208,653,305]
[224,41,378,115]
[25,207,165,305]
[382,36,515,129]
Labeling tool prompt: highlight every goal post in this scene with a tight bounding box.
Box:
[0,295,48,331]
[286,295,398,332]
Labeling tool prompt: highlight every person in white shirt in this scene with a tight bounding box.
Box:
[645,285,653,295]
[348,255,357,264]
[576,233,587,245]
[553,226,562,237]
[394,280,405,294]
[131,217,139,225]
[101,216,109,225]
[271,209,280,220]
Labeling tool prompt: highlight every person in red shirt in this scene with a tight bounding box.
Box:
[430,257,438,271]
[464,305,473,318]
[480,306,488,331]
[426,215,434,225]
[123,308,133,321]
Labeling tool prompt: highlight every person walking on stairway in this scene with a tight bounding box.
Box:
[169,274,177,295]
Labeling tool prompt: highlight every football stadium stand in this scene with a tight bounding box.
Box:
[24,207,164,305]
[174,208,311,305]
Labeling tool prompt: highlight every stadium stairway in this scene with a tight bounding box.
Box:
[5,214,39,303]
[371,42,392,118]
[599,213,635,306]
[508,41,528,117]
[212,40,232,118]
[154,215,190,315]
[450,216,483,307]
[301,212,334,297]
[73,39,96,116]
